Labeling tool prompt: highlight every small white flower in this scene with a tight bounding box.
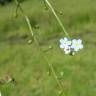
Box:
[60,37,71,49]
[64,46,71,54]
[71,39,83,52]
[60,37,72,54]
[60,37,68,44]
[60,37,68,49]
[60,37,83,55]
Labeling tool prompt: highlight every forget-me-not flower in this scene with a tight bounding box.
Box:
[71,39,83,52]
[60,37,71,49]
[60,37,83,55]
[60,37,71,54]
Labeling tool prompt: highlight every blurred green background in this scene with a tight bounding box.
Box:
[0,0,96,96]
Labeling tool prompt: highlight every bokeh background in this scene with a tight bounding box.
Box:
[0,0,96,96]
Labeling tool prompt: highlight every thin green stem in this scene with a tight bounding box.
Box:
[14,0,34,37]
[14,0,65,96]
[14,3,19,17]
[44,0,70,39]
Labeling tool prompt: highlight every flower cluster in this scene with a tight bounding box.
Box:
[60,37,83,55]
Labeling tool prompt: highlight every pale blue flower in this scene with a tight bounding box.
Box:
[60,37,83,55]
[71,39,83,52]
[60,37,71,54]
[60,37,71,49]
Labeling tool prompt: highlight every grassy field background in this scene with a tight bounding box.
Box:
[0,0,96,96]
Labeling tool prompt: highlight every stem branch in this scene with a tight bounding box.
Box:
[14,0,66,95]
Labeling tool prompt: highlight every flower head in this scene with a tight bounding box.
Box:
[71,39,83,52]
[60,37,83,55]
[64,47,71,54]
[60,37,71,54]
[60,37,71,48]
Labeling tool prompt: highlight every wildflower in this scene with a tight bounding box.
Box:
[60,37,71,54]
[60,37,83,55]
[60,37,71,49]
[71,39,83,52]
[64,46,71,54]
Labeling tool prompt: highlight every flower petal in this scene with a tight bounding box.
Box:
[79,44,83,49]
[71,44,75,49]
[72,39,77,44]
[67,41,71,45]
[78,39,82,44]
[60,44,65,48]
[64,37,68,42]
[64,49,71,54]
[74,47,79,52]
[60,39,64,44]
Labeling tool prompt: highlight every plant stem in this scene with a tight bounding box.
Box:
[44,0,70,39]
[14,0,65,96]
[14,0,34,37]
